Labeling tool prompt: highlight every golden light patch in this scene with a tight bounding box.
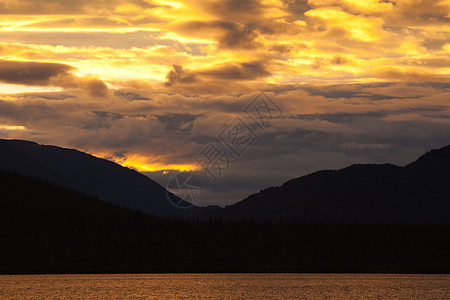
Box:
[308,0,393,14]
[0,83,63,94]
[150,0,212,22]
[306,8,386,41]
[160,32,214,44]
[116,155,200,172]
[115,4,140,13]
[341,0,393,13]
[0,125,26,131]
[443,44,450,53]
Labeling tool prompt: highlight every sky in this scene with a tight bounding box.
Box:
[0,0,449,206]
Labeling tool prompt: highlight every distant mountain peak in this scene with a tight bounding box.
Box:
[203,144,450,223]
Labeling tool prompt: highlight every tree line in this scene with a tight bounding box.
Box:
[1,169,449,274]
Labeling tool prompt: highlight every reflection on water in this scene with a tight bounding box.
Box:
[0,273,449,299]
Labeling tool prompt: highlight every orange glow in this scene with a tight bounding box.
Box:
[120,159,201,172]
[0,125,26,131]
[0,0,447,86]
[93,153,201,172]
[305,8,386,41]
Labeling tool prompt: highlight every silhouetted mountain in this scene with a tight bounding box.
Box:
[203,145,450,223]
[2,169,449,273]
[0,139,201,216]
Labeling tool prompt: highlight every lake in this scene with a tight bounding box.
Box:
[1,273,449,299]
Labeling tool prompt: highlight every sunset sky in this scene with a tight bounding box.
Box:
[0,0,449,205]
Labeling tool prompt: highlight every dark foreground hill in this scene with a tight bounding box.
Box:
[202,145,450,223]
[0,139,201,217]
[1,169,450,273]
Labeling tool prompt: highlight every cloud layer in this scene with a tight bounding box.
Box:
[0,0,449,205]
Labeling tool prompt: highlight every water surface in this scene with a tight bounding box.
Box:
[1,273,449,299]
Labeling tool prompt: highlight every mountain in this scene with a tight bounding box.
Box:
[2,169,450,273]
[0,139,201,216]
[202,145,450,223]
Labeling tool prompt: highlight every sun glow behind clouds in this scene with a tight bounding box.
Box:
[113,155,200,172]
[0,83,63,94]
[123,161,201,172]
[0,125,26,131]
[91,152,200,172]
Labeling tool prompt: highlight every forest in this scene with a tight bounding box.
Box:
[1,169,449,274]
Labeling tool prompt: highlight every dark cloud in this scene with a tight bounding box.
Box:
[174,18,304,50]
[21,92,76,101]
[390,0,450,25]
[290,112,387,123]
[401,58,450,68]
[114,91,151,101]
[0,60,109,97]
[164,65,198,87]
[50,73,109,98]
[83,111,124,130]
[299,83,390,99]
[164,62,270,90]
[282,0,312,19]
[218,22,260,49]
[199,62,270,80]
[155,113,200,132]
[201,0,263,22]
[0,60,74,85]
[269,44,294,53]
[0,0,159,15]
[93,111,123,120]
[331,55,348,65]
[164,62,271,93]
[81,78,109,98]
[372,67,450,83]
[422,38,449,51]
[298,82,450,100]
[257,19,305,35]
[174,21,260,49]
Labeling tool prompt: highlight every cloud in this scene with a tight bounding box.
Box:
[371,67,450,83]
[172,21,261,49]
[0,60,109,97]
[190,0,283,22]
[0,0,159,15]
[387,0,450,26]
[164,65,198,87]
[305,7,386,41]
[308,0,393,15]
[199,61,270,80]
[56,75,109,98]
[341,142,393,150]
[0,60,74,85]
[330,55,349,65]
[155,113,200,132]
[25,16,164,29]
[163,62,271,93]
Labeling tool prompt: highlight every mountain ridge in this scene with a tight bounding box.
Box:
[0,139,202,216]
[201,145,450,223]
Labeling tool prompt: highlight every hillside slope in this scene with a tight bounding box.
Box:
[0,139,200,216]
[202,145,450,222]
